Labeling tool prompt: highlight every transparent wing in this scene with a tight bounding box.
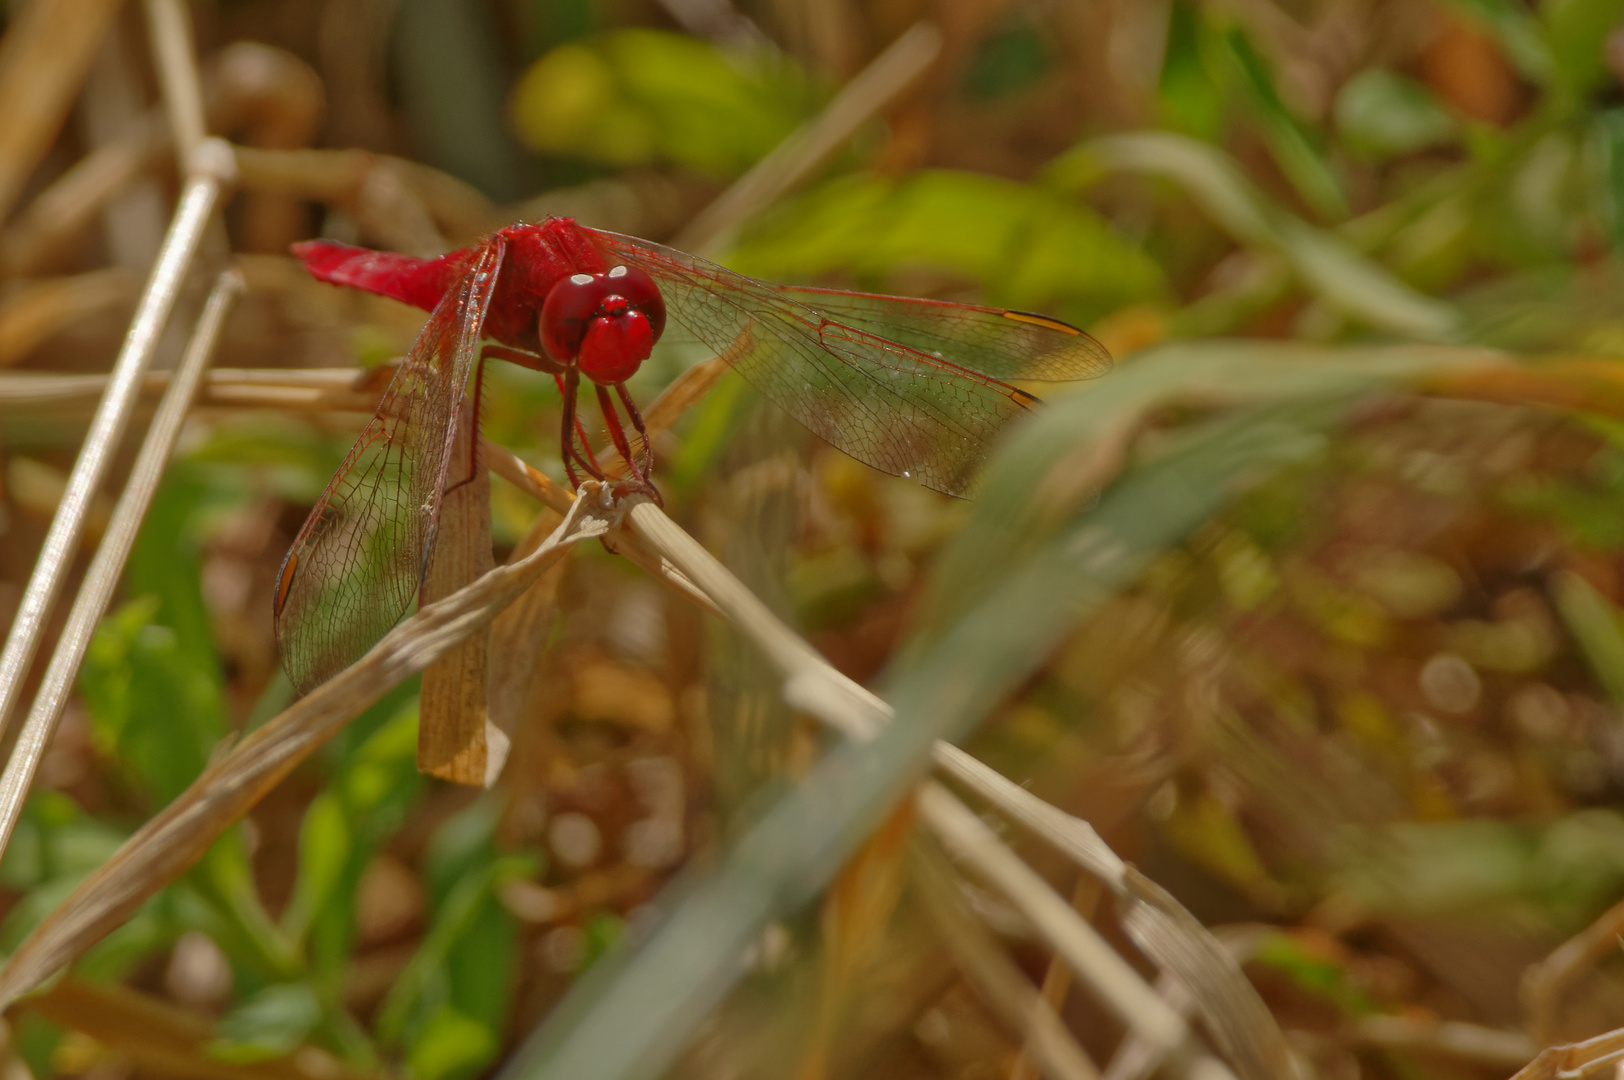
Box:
[771,286,1111,382]
[587,228,1108,496]
[274,238,505,693]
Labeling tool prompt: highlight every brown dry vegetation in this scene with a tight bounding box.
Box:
[6,3,1624,1080]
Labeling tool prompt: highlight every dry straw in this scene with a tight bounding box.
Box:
[0,6,1537,1080]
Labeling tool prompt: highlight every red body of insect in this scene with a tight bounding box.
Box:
[274,217,1111,693]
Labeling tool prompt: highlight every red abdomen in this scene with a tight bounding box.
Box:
[293,217,608,355]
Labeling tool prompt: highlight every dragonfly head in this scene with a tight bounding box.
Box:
[540,265,667,385]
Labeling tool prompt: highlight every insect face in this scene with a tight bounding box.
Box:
[540,265,667,385]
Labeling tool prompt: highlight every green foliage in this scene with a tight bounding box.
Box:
[1048,133,1464,339]
[283,704,424,970]
[1251,934,1378,1015]
[1544,0,1624,101]
[378,800,535,1079]
[33,1,1624,1076]
[727,170,1166,324]
[79,597,220,803]
[1333,811,1624,930]
[962,17,1052,101]
[1159,1,1226,139]
[509,29,822,175]
[1335,70,1459,159]
[210,983,323,1063]
[1217,26,1349,220]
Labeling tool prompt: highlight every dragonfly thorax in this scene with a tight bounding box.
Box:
[540,265,667,385]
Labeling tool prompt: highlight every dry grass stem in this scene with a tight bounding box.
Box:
[230,147,496,248]
[1103,974,1191,1080]
[0,114,168,276]
[915,784,1193,1064]
[798,803,917,1080]
[638,354,732,432]
[1511,1027,1624,1080]
[487,506,568,741]
[673,20,945,252]
[623,500,886,738]
[1521,896,1624,1048]
[617,498,1281,1079]
[911,843,1101,1080]
[0,0,127,223]
[0,269,141,367]
[1112,872,1295,1080]
[0,489,622,1011]
[930,742,1128,888]
[0,138,236,781]
[1010,875,1103,1080]
[143,0,207,168]
[478,438,721,616]
[0,366,381,412]
[1353,1015,1534,1070]
[0,269,243,868]
[1415,356,1624,416]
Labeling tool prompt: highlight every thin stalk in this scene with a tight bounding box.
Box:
[0,270,244,864]
[0,138,236,761]
[142,0,207,169]
[673,21,943,253]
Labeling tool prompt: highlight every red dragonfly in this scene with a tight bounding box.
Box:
[274,217,1110,692]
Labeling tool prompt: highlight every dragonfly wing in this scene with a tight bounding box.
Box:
[274,238,506,693]
[590,229,1055,496]
[769,286,1111,382]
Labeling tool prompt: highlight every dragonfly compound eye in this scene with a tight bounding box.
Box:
[541,267,667,385]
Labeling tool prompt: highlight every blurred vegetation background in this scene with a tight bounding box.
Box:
[10,0,1624,1078]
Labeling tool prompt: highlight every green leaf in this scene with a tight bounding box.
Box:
[1252,934,1378,1015]
[209,983,322,1064]
[444,887,521,1032]
[281,793,351,948]
[1543,0,1624,100]
[377,854,532,1051]
[1217,28,1350,220]
[1047,132,1463,340]
[407,1005,498,1080]
[1335,70,1459,159]
[1550,570,1624,707]
[1589,109,1624,248]
[185,416,351,505]
[283,703,423,974]
[727,170,1167,325]
[186,831,300,979]
[122,465,229,683]
[509,30,821,176]
[78,597,223,805]
[1158,0,1226,139]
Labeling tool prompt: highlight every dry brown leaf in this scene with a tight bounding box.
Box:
[418,399,500,786]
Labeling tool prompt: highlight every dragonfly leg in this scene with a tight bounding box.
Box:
[596,383,661,505]
[550,371,601,477]
[595,384,639,476]
[559,368,606,489]
[614,382,654,484]
[482,342,565,375]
